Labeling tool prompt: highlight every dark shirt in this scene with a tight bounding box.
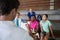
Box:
[27,11,36,18]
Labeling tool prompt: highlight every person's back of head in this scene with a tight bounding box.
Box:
[0,0,20,15]
[0,0,34,40]
[37,15,42,22]
[0,0,20,20]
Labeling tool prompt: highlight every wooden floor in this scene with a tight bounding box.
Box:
[53,30,60,38]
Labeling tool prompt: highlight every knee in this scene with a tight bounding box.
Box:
[44,37,48,40]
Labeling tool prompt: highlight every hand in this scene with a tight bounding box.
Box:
[52,35,55,39]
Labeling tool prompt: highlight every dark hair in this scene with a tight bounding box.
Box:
[17,12,20,15]
[37,15,42,22]
[0,0,20,16]
[42,14,48,18]
[31,15,36,19]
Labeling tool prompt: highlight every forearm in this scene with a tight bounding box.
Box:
[40,26,43,32]
[51,29,54,36]
[36,27,38,33]
[50,26,54,37]
[26,24,30,32]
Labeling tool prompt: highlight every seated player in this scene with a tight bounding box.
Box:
[40,14,55,40]
[13,12,21,27]
[26,15,39,40]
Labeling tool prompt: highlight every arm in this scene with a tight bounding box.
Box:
[25,24,33,37]
[34,21,39,34]
[25,24,30,32]
[49,26,55,38]
[35,23,39,33]
[40,24,43,33]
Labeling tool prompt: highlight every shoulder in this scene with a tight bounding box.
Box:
[40,20,42,23]
[36,20,38,23]
[32,11,35,14]
[27,12,30,14]
[30,21,32,23]
[27,12,30,15]
[32,11,35,13]
[47,20,51,23]
[34,20,38,25]
[40,20,42,22]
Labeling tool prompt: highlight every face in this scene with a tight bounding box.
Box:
[29,8,32,13]
[31,16,35,21]
[42,15,47,21]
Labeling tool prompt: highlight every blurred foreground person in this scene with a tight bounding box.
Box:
[0,0,33,40]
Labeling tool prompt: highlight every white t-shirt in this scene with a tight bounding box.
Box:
[0,21,33,40]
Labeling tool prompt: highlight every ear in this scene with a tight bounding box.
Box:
[10,8,16,16]
[9,8,17,20]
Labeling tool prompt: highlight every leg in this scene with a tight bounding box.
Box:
[40,33,44,40]
[33,34,38,40]
[44,33,49,40]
